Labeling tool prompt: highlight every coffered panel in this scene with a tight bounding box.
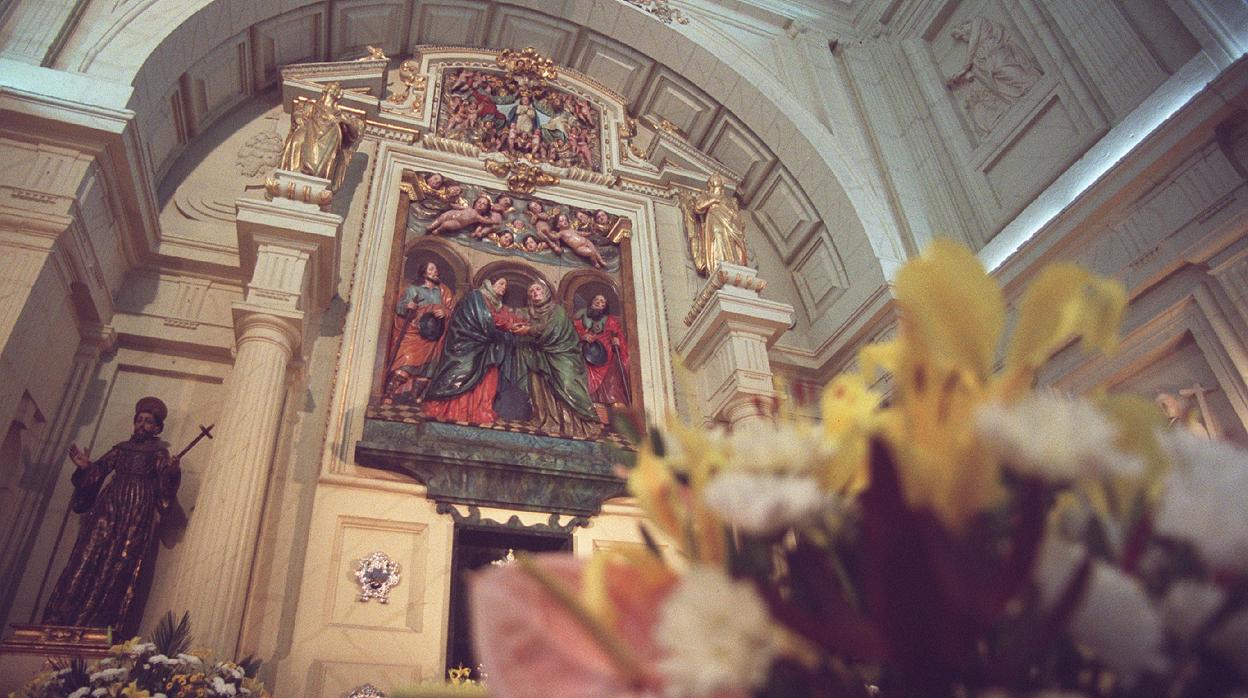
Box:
[637,68,718,145]
[790,230,848,319]
[750,167,821,262]
[488,7,579,66]
[409,0,490,48]
[569,32,655,104]
[332,0,406,60]
[254,5,324,86]
[701,113,776,203]
[185,34,250,135]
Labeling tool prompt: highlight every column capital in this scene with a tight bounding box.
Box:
[231,303,303,359]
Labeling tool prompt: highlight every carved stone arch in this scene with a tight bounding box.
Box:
[471,260,551,310]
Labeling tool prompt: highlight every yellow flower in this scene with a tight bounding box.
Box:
[863,239,1126,530]
[120,681,151,698]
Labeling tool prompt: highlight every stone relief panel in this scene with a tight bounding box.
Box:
[254,5,325,86]
[332,0,405,60]
[944,17,1043,138]
[407,0,489,48]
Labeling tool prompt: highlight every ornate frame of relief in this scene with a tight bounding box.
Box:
[320,142,674,505]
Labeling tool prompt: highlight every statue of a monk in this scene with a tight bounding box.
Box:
[680,173,749,276]
[279,82,364,191]
[41,397,181,634]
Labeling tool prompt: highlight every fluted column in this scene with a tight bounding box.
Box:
[676,263,794,428]
[171,183,341,656]
[176,308,301,653]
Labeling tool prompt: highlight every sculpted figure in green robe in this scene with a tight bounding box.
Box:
[516,282,602,438]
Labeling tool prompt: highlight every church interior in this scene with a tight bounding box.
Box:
[0,0,1246,695]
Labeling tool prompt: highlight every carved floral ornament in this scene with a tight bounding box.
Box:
[620,0,690,25]
[345,684,386,698]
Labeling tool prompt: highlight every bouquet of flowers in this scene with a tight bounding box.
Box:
[466,240,1248,697]
[10,612,269,698]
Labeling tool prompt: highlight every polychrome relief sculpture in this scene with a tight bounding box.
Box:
[371,171,636,440]
[946,17,1044,137]
[435,51,604,172]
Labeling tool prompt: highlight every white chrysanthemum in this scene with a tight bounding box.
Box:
[1156,431,1248,574]
[704,471,830,536]
[88,667,127,683]
[1034,535,1167,680]
[67,688,89,698]
[91,689,108,697]
[975,395,1142,482]
[211,676,238,695]
[656,566,781,697]
[1160,579,1224,644]
[727,421,836,475]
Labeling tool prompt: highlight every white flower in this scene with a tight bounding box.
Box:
[975,395,1142,483]
[727,421,836,475]
[67,688,90,698]
[704,471,830,535]
[1155,431,1248,573]
[88,667,127,683]
[1160,579,1224,643]
[211,676,237,695]
[656,566,781,697]
[92,690,109,697]
[1034,535,1167,681]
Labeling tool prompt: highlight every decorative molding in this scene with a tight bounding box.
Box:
[436,503,591,533]
[0,624,112,657]
[345,684,387,698]
[685,265,768,327]
[620,0,690,25]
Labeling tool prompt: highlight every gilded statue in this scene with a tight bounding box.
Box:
[42,397,182,634]
[279,82,364,191]
[680,174,749,276]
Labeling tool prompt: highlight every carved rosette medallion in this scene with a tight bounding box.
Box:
[345,683,387,698]
[354,551,401,603]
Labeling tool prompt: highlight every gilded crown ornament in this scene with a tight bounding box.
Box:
[484,157,560,194]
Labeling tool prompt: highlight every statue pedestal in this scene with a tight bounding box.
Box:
[676,263,794,429]
[263,169,335,211]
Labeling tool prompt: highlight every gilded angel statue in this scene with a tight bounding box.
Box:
[279,82,364,192]
[680,173,749,276]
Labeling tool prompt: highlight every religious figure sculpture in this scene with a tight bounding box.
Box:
[517,283,603,438]
[680,174,749,276]
[574,294,631,406]
[279,82,364,191]
[946,17,1043,137]
[384,262,455,404]
[423,277,528,425]
[1156,384,1223,440]
[42,397,181,633]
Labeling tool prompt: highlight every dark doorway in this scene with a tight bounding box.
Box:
[445,524,572,676]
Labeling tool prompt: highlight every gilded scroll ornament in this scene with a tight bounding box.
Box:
[680,173,749,276]
[496,46,559,84]
[278,82,364,192]
[484,157,560,194]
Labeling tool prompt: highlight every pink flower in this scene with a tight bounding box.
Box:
[469,553,676,698]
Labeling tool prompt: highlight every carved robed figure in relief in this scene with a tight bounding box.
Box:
[681,174,749,276]
[279,82,364,191]
[42,397,181,633]
[946,17,1043,137]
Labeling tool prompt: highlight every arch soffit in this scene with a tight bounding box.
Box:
[60,0,892,285]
